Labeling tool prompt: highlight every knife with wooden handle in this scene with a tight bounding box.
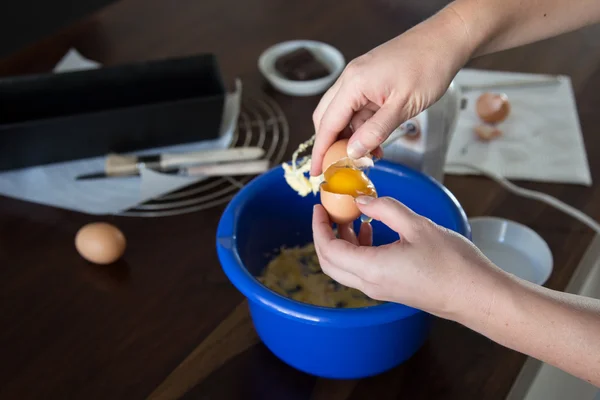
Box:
[184,159,270,176]
[76,148,269,180]
[77,147,266,179]
[76,159,271,180]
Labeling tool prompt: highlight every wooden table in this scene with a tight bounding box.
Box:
[0,0,598,398]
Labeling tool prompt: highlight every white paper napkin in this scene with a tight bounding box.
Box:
[445,68,592,186]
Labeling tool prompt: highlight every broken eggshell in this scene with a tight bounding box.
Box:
[474,124,503,141]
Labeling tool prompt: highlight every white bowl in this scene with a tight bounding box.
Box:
[258,40,346,96]
[469,217,553,286]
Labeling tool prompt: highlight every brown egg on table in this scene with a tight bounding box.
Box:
[75,222,127,265]
[319,139,377,225]
[476,92,510,124]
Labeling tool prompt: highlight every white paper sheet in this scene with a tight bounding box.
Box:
[139,167,204,201]
[0,49,242,215]
[445,68,592,186]
[53,48,101,72]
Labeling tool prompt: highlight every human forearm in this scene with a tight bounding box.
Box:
[447,0,600,57]
[458,270,600,386]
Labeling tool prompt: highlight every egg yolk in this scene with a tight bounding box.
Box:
[322,167,376,197]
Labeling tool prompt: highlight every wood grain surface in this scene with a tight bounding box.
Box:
[0,0,599,398]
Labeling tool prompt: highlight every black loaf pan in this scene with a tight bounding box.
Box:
[0,53,226,172]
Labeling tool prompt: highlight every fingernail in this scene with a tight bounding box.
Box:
[348,140,366,159]
[355,196,374,205]
[372,147,384,161]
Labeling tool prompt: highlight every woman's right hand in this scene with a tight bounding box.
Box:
[313,197,504,320]
[310,5,475,176]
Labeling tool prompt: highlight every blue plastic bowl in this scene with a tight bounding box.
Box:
[216,160,470,379]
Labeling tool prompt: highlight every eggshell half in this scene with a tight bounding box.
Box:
[476,92,510,124]
[322,138,374,173]
[320,187,363,225]
[322,139,351,172]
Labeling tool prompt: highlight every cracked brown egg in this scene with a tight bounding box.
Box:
[319,139,377,225]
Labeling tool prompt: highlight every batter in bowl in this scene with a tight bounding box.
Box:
[258,243,382,308]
